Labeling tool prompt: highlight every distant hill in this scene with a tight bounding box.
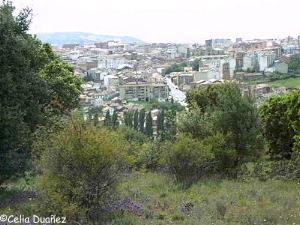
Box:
[36,32,144,45]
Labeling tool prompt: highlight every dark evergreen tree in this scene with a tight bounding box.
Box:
[157,110,165,141]
[145,111,153,138]
[133,110,139,131]
[139,109,146,133]
[111,111,119,129]
[104,110,111,127]
[165,110,177,141]
[124,111,133,127]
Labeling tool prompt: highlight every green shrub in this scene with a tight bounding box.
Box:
[260,91,300,159]
[35,116,129,224]
[164,135,214,184]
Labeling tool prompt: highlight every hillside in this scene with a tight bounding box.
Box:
[36,32,144,45]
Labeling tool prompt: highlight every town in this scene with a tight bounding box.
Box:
[54,36,300,127]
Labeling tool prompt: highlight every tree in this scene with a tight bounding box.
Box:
[288,54,300,72]
[156,110,165,141]
[164,110,177,141]
[139,109,145,133]
[260,91,300,159]
[0,2,81,184]
[163,62,188,75]
[124,111,133,127]
[104,110,111,127]
[133,110,139,131]
[186,82,263,169]
[145,111,153,138]
[111,111,119,129]
[35,116,129,223]
[191,59,200,71]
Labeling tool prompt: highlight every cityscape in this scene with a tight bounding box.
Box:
[1,0,300,225]
[53,35,300,127]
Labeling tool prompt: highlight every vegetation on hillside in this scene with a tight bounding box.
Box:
[1,2,300,225]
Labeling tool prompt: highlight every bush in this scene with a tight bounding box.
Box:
[260,91,300,159]
[238,155,300,181]
[164,135,214,184]
[35,116,129,224]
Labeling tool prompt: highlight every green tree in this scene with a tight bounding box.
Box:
[260,91,300,159]
[139,108,145,133]
[288,54,300,72]
[124,111,133,127]
[191,59,200,71]
[186,83,263,169]
[104,110,111,127]
[133,109,139,131]
[164,110,177,141]
[145,111,153,138]
[111,110,119,129]
[0,1,81,184]
[156,110,165,141]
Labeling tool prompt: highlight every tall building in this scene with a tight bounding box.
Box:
[119,82,169,101]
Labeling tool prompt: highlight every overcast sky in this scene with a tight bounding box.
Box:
[12,0,300,43]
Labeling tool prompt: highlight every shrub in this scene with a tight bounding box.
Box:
[260,91,300,159]
[164,135,214,184]
[35,116,129,224]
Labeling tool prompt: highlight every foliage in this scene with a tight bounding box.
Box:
[136,142,166,170]
[288,54,300,72]
[191,59,200,71]
[133,110,139,131]
[124,111,134,128]
[238,155,300,181]
[0,1,81,185]
[104,110,111,127]
[156,110,165,141]
[145,111,153,138]
[163,135,215,183]
[111,111,119,129]
[138,109,145,133]
[164,109,177,142]
[163,62,188,75]
[260,91,300,159]
[35,116,129,224]
[185,83,263,169]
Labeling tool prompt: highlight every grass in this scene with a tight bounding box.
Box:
[1,172,300,225]
[267,76,300,88]
[116,172,300,225]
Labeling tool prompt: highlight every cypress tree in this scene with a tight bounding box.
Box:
[157,109,165,141]
[104,110,111,127]
[145,111,153,138]
[133,109,139,131]
[111,111,119,129]
[124,111,133,127]
[139,108,146,133]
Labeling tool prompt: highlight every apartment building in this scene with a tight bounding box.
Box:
[119,82,169,101]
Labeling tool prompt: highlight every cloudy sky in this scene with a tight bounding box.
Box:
[13,0,300,43]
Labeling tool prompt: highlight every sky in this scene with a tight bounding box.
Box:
[12,0,300,43]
